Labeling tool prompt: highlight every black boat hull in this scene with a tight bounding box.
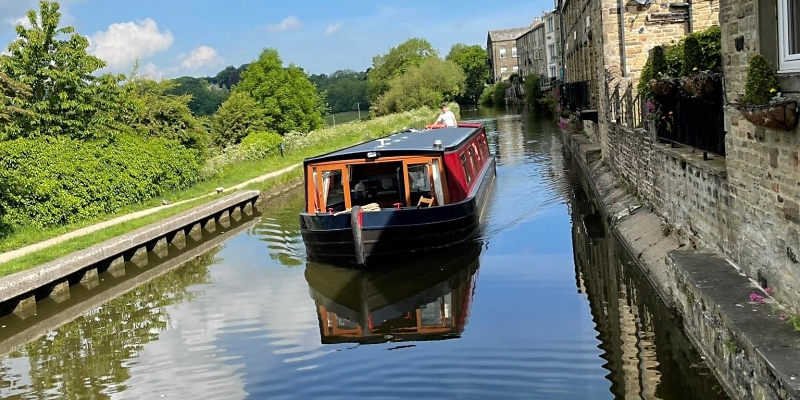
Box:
[299,157,496,268]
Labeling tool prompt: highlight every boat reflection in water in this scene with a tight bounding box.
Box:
[304,240,482,345]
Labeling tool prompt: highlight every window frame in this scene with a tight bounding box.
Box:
[779,0,800,72]
[500,45,507,59]
[512,44,518,58]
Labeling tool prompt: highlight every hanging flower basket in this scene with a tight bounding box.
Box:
[648,79,674,96]
[736,100,799,131]
[681,72,720,98]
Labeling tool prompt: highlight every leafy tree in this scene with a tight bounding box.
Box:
[211,91,268,147]
[118,75,211,155]
[0,71,32,138]
[367,38,438,103]
[209,64,250,89]
[165,76,230,116]
[0,0,125,141]
[372,57,465,115]
[235,48,326,134]
[309,69,369,113]
[446,43,490,104]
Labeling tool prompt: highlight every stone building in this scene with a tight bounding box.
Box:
[560,0,720,150]
[487,26,529,83]
[516,18,544,78]
[543,9,561,80]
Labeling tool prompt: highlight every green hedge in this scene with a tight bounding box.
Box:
[0,135,201,229]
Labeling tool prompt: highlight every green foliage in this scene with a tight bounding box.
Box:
[367,38,438,103]
[682,36,703,75]
[235,48,326,134]
[118,76,211,155]
[372,57,465,116]
[446,43,490,104]
[208,64,249,89]
[743,54,779,105]
[479,84,495,105]
[309,70,369,113]
[692,25,722,72]
[164,76,230,116]
[523,74,544,105]
[0,71,33,138]
[211,91,267,147]
[0,0,125,141]
[664,43,684,76]
[492,81,511,105]
[652,46,668,75]
[0,135,201,230]
[239,130,284,159]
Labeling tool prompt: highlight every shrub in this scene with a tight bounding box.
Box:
[240,131,284,160]
[0,135,201,229]
[479,85,494,105]
[492,81,511,105]
[743,54,779,105]
[682,36,703,75]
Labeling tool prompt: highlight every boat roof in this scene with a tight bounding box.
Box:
[303,125,482,165]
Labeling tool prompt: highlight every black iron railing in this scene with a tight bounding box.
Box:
[609,83,643,128]
[560,81,592,112]
[653,82,726,156]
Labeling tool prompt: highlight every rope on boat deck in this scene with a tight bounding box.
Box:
[333,203,381,216]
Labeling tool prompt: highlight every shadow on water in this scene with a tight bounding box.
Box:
[0,108,731,400]
[305,240,481,345]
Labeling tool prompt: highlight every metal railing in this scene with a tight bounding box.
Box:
[655,86,726,156]
[559,80,592,112]
[609,82,643,129]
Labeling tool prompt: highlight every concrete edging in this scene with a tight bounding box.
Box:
[561,129,800,400]
[0,190,260,316]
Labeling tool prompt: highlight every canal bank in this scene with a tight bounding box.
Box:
[561,128,800,400]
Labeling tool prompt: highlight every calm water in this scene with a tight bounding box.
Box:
[0,106,729,400]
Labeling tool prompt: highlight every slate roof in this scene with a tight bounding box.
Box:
[488,26,532,42]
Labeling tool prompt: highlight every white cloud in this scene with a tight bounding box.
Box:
[179,45,224,70]
[266,16,303,33]
[4,16,32,29]
[88,18,173,70]
[324,23,341,37]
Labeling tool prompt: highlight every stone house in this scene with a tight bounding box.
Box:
[543,9,561,80]
[516,18,544,79]
[487,26,529,83]
[560,0,720,150]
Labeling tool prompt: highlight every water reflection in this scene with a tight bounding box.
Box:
[568,158,729,400]
[306,241,481,345]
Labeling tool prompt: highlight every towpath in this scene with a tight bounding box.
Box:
[0,163,301,264]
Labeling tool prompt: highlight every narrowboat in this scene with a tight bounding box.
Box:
[299,122,496,268]
[305,240,481,344]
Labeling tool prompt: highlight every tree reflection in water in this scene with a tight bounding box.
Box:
[0,247,220,400]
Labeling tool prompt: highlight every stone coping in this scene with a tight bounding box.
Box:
[0,190,260,305]
[652,143,728,178]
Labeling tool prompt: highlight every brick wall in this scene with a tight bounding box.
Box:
[719,0,800,309]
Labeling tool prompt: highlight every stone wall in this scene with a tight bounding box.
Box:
[489,39,520,81]
[720,0,800,310]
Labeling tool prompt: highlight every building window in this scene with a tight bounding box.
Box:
[513,65,519,72]
[512,44,517,58]
[550,66,556,76]
[501,66,507,74]
[548,44,556,62]
[500,45,507,59]
[547,17,554,32]
[779,0,800,72]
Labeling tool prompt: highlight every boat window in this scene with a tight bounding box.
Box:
[431,159,446,205]
[321,169,346,212]
[420,300,444,326]
[407,163,432,206]
[467,147,478,174]
[460,153,472,184]
[349,161,406,208]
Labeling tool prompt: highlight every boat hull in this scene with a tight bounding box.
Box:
[300,157,496,268]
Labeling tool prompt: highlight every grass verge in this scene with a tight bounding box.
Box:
[0,169,303,278]
[0,105,448,272]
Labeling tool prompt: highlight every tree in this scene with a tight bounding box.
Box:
[208,64,250,89]
[309,69,369,113]
[211,91,268,147]
[0,0,124,140]
[165,76,230,116]
[372,57,465,116]
[234,48,326,134]
[118,75,210,155]
[446,43,490,104]
[367,38,438,103]
[0,71,32,138]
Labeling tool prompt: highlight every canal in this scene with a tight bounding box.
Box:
[0,107,730,399]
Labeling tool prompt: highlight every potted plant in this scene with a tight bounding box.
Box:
[736,54,798,131]
[647,46,675,96]
[680,35,721,98]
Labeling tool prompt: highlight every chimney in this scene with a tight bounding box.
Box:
[534,17,540,25]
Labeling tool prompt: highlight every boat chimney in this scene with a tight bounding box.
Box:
[433,139,442,150]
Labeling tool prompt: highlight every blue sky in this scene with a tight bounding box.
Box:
[0,0,554,79]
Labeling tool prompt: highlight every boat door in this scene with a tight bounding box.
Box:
[312,164,351,213]
[402,157,449,207]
